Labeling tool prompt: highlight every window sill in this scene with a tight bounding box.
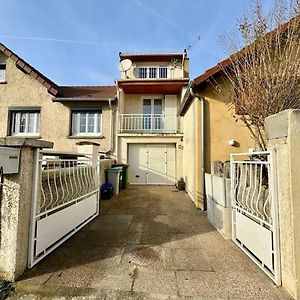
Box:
[68,135,104,139]
[8,135,41,139]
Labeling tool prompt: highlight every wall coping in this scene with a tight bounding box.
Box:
[265,109,299,140]
[0,137,53,148]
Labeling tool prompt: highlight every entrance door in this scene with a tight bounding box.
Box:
[128,144,176,185]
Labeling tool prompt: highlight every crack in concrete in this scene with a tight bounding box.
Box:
[130,267,138,293]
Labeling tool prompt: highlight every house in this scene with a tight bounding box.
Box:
[179,59,255,209]
[0,43,117,154]
[116,52,189,185]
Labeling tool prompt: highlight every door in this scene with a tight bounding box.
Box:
[142,98,163,131]
[128,144,176,185]
[128,144,147,184]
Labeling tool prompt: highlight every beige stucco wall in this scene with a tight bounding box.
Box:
[182,80,255,209]
[122,94,180,115]
[120,58,189,80]
[0,54,113,153]
[266,109,300,299]
[182,100,201,207]
[201,84,255,170]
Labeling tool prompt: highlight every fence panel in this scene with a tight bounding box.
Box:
[231,151,281,285]
[28,150,100,268]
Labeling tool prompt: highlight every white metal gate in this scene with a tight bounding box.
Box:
[28,150,100,268]
[231,151,281,285]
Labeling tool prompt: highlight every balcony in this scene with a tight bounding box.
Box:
[119,114,180,134]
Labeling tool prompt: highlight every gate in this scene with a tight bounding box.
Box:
[230,151,281,285]
[28,150,100,268]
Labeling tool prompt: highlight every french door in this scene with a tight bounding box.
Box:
[142,98,163,131]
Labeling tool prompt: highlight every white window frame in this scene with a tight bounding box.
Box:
[137,66,168,79]
[11,110,40,136]
[71,110,102,136]
[0,63,6,83]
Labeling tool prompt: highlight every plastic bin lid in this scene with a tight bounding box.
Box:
[106,167,123,173]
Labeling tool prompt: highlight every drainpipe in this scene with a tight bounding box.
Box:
[101,98,114,155]
[190,84,207,211]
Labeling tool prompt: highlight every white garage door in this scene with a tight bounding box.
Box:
[128,144,176,185]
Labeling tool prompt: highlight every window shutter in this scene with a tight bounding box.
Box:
[164,95,177,133]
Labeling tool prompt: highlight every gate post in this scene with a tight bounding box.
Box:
[266,109,300,299]
[0,138,53,281]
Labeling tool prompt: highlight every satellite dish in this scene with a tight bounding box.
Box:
[119,59,132,72]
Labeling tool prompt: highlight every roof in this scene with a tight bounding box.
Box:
[54,86,117,101]
[179,16,300,116]
[119,51,187,62]
[0,42,59,96]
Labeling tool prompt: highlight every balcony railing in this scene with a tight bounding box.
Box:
[119,114,179,133]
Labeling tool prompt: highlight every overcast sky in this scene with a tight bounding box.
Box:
[0,0,274,86]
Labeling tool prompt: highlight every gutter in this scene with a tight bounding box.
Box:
[52,97,114,102]
[189,83,207,211]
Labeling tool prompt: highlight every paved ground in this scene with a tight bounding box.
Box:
[9,186,290,299]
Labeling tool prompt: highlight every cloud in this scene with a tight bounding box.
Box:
[0,34,116,46]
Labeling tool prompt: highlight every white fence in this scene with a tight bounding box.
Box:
[28,150,100,268]
[119,114,179,133]
[205,174,232,239]
[231,151,281,285]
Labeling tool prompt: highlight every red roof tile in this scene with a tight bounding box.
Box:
[0,42,59,96]
[57,86,117,100]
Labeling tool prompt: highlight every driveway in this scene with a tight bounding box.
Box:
[10,186,290,299]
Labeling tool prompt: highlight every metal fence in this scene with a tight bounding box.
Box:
[28,150,100,268]
[231,151,281,285]
[119,114,179,133]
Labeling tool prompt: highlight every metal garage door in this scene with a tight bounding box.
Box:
[128,144,176,185]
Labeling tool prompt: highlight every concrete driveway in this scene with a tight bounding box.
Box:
[10,186,290,299]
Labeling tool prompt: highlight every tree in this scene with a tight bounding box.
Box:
[218,0,300,150]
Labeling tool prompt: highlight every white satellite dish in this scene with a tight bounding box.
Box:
[119,59,132,72]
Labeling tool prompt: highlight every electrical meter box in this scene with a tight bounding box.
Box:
[0,147,20,174]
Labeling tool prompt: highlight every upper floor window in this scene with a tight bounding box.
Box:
[0,63,6,83]
[71,109,102,136]
[137,66,168,79]
[138,67,147,78]
[10,110,40,136]
[159,67,168,78]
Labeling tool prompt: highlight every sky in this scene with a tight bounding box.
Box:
[0,0,274,86]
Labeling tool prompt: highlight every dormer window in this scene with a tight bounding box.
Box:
[0,63,6,83]
[137,66,168,79]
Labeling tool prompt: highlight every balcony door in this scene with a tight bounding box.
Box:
[142,98,163,131]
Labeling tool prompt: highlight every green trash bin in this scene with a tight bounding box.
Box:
[112,164,129,189]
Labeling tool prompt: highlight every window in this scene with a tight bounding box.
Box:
[137,66,168,79]
[138,67,147,78]
[142,98,163,130]
[149,67,157,78]
[0,64,6,83]
[11,110,40,136]
[71,109,102,136]
[159,67,168,78]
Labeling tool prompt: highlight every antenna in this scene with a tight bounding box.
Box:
[118,59,132,78]
[186,36,200,52]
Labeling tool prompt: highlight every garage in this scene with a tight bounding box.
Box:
[128,144,176,185]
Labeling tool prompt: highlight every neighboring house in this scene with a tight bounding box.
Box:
[178,60,255,209]
[0,43,117,154]
[116,52,189,185]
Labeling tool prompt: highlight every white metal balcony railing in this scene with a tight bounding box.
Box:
[119,114,179,133]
